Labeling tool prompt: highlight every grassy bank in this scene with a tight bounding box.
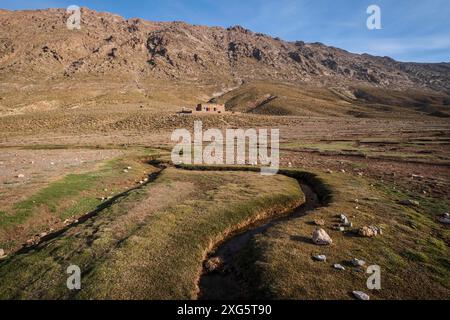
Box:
[236,171,450,299]
[0,150,158,251]
[0,167,303,299]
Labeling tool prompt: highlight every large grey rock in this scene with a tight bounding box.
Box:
[312,228,333,245]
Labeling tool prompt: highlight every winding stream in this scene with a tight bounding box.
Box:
[198,181,321,300]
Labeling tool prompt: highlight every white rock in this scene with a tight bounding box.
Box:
[443,213,449,219]
[312,228,333,245]
[340,214,349,224]
[353,291,370,300]
[17,174,25,178]
[313,255,327,262]
[334,264,346,271]
[0,248,5,257]
[351,258,366,267]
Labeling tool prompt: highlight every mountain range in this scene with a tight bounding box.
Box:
[0,7,449,117]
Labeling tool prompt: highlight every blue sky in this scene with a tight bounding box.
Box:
[1,0,449,62]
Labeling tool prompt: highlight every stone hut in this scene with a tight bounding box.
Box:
[195,103,225,114]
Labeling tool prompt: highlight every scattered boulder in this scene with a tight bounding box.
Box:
[358,226,382,238]
[0,248,6,259]
[312,228,333,245]
[334,264,345,271]
[353,291,370,300]
[399,199,420,207]
[340,214,349,225]
[313,254,327,262]
[204,257,224,273]
[351,258,366,267]
[338,214,352,227]
[17,174,25,178]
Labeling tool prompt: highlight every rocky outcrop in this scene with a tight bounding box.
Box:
[0,8,449,93]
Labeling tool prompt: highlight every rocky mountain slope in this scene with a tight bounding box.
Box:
[0,7,449,94]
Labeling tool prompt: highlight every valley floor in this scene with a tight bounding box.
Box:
[0,112,449,299]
